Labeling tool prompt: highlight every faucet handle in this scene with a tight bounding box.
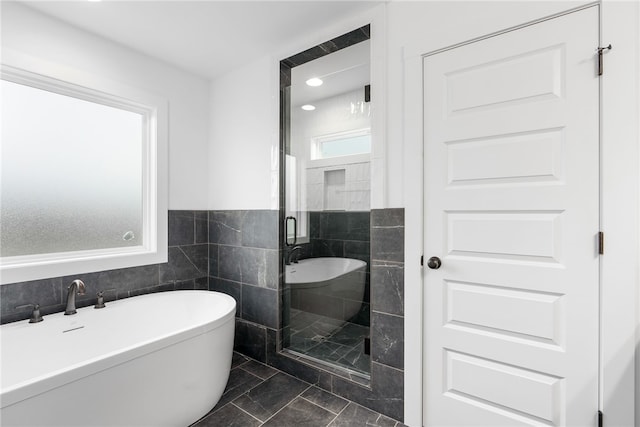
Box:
[15,303,44,323]
[94,289,116,309]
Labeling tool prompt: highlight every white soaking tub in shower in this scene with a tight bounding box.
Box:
[286,257,367,321]
[0,290,236,427]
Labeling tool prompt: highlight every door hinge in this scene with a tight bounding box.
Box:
[599,231,604,255]
[364,84,371,102]
[598,410,603,427]
[421,255,424,266]
[598,44,612,76]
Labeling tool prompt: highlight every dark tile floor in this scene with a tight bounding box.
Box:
[191,352,404,427]
[288,309,371,376]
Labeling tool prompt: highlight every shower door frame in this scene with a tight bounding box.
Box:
[278,25,373,377]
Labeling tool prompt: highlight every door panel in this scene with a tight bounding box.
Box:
[445,280,564,345]
[423,7,599,426]
[446,128,565,186]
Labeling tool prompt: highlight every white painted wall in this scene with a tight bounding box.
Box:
[207,55,279,210]
[1,2,211,210]
[207,7,382,211]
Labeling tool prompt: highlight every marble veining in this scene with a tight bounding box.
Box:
[228,208,405,421]
[2,207,406,421]
[1,210,210,325]
[191,352,406,427]
[288,309,370,376]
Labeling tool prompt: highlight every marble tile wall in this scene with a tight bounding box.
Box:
[208,210,280,339]
[2,207,405,422]
[215,208,405,422]
[207,210,280,362]
[1,210,209,325]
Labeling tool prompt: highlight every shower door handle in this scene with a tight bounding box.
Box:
[285,216,297,246]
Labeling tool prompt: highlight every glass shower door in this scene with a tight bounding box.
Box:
[281,34,372,378]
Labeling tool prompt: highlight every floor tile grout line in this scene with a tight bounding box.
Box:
[224,353,405,426]
[298,395,342,416]
[350,400,405,426]
[230,401,264,424]
[257,383,314,425]
[231,354,251,368]
[235,373,267,399]
[238,362,278,381]
[246,358,280,375]
[229,368,263,391]
[234,360,251,370]
[309,386,351,409]
[216,368,267,415]
[325,399,352,427]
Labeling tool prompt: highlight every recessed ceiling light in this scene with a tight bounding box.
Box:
[306,78,323,87]
[301,105,316,111]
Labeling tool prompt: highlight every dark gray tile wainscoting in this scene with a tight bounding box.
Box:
[0,210,209,324]
[208,210,280,336]
[211,208,405,422]
[2,208,405,423]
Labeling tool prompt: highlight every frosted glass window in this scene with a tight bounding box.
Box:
[1,79,144,257]
[320,135,370,158]
[311,129,371,160]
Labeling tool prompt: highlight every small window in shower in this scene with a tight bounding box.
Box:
[311,128,371,160]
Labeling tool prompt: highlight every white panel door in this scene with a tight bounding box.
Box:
[423,6,599,426]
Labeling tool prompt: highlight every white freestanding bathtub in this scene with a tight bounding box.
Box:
[286,257,366,321]
[0,290,236,427]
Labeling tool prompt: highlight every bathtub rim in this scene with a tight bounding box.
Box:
[0,290,235,409]
[285,257,367,286]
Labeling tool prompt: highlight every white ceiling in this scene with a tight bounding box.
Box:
[21,1,381,81]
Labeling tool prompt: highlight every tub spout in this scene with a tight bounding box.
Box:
[286,246,303,265]
[65,279,86,315]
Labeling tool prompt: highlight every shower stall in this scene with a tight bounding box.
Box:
[280,27,372,378]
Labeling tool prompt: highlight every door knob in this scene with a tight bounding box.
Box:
[427,256,442,270]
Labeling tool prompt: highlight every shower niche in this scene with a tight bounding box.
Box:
[280,26,372,378]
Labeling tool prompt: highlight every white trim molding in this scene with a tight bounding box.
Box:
[0,51,168,285]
